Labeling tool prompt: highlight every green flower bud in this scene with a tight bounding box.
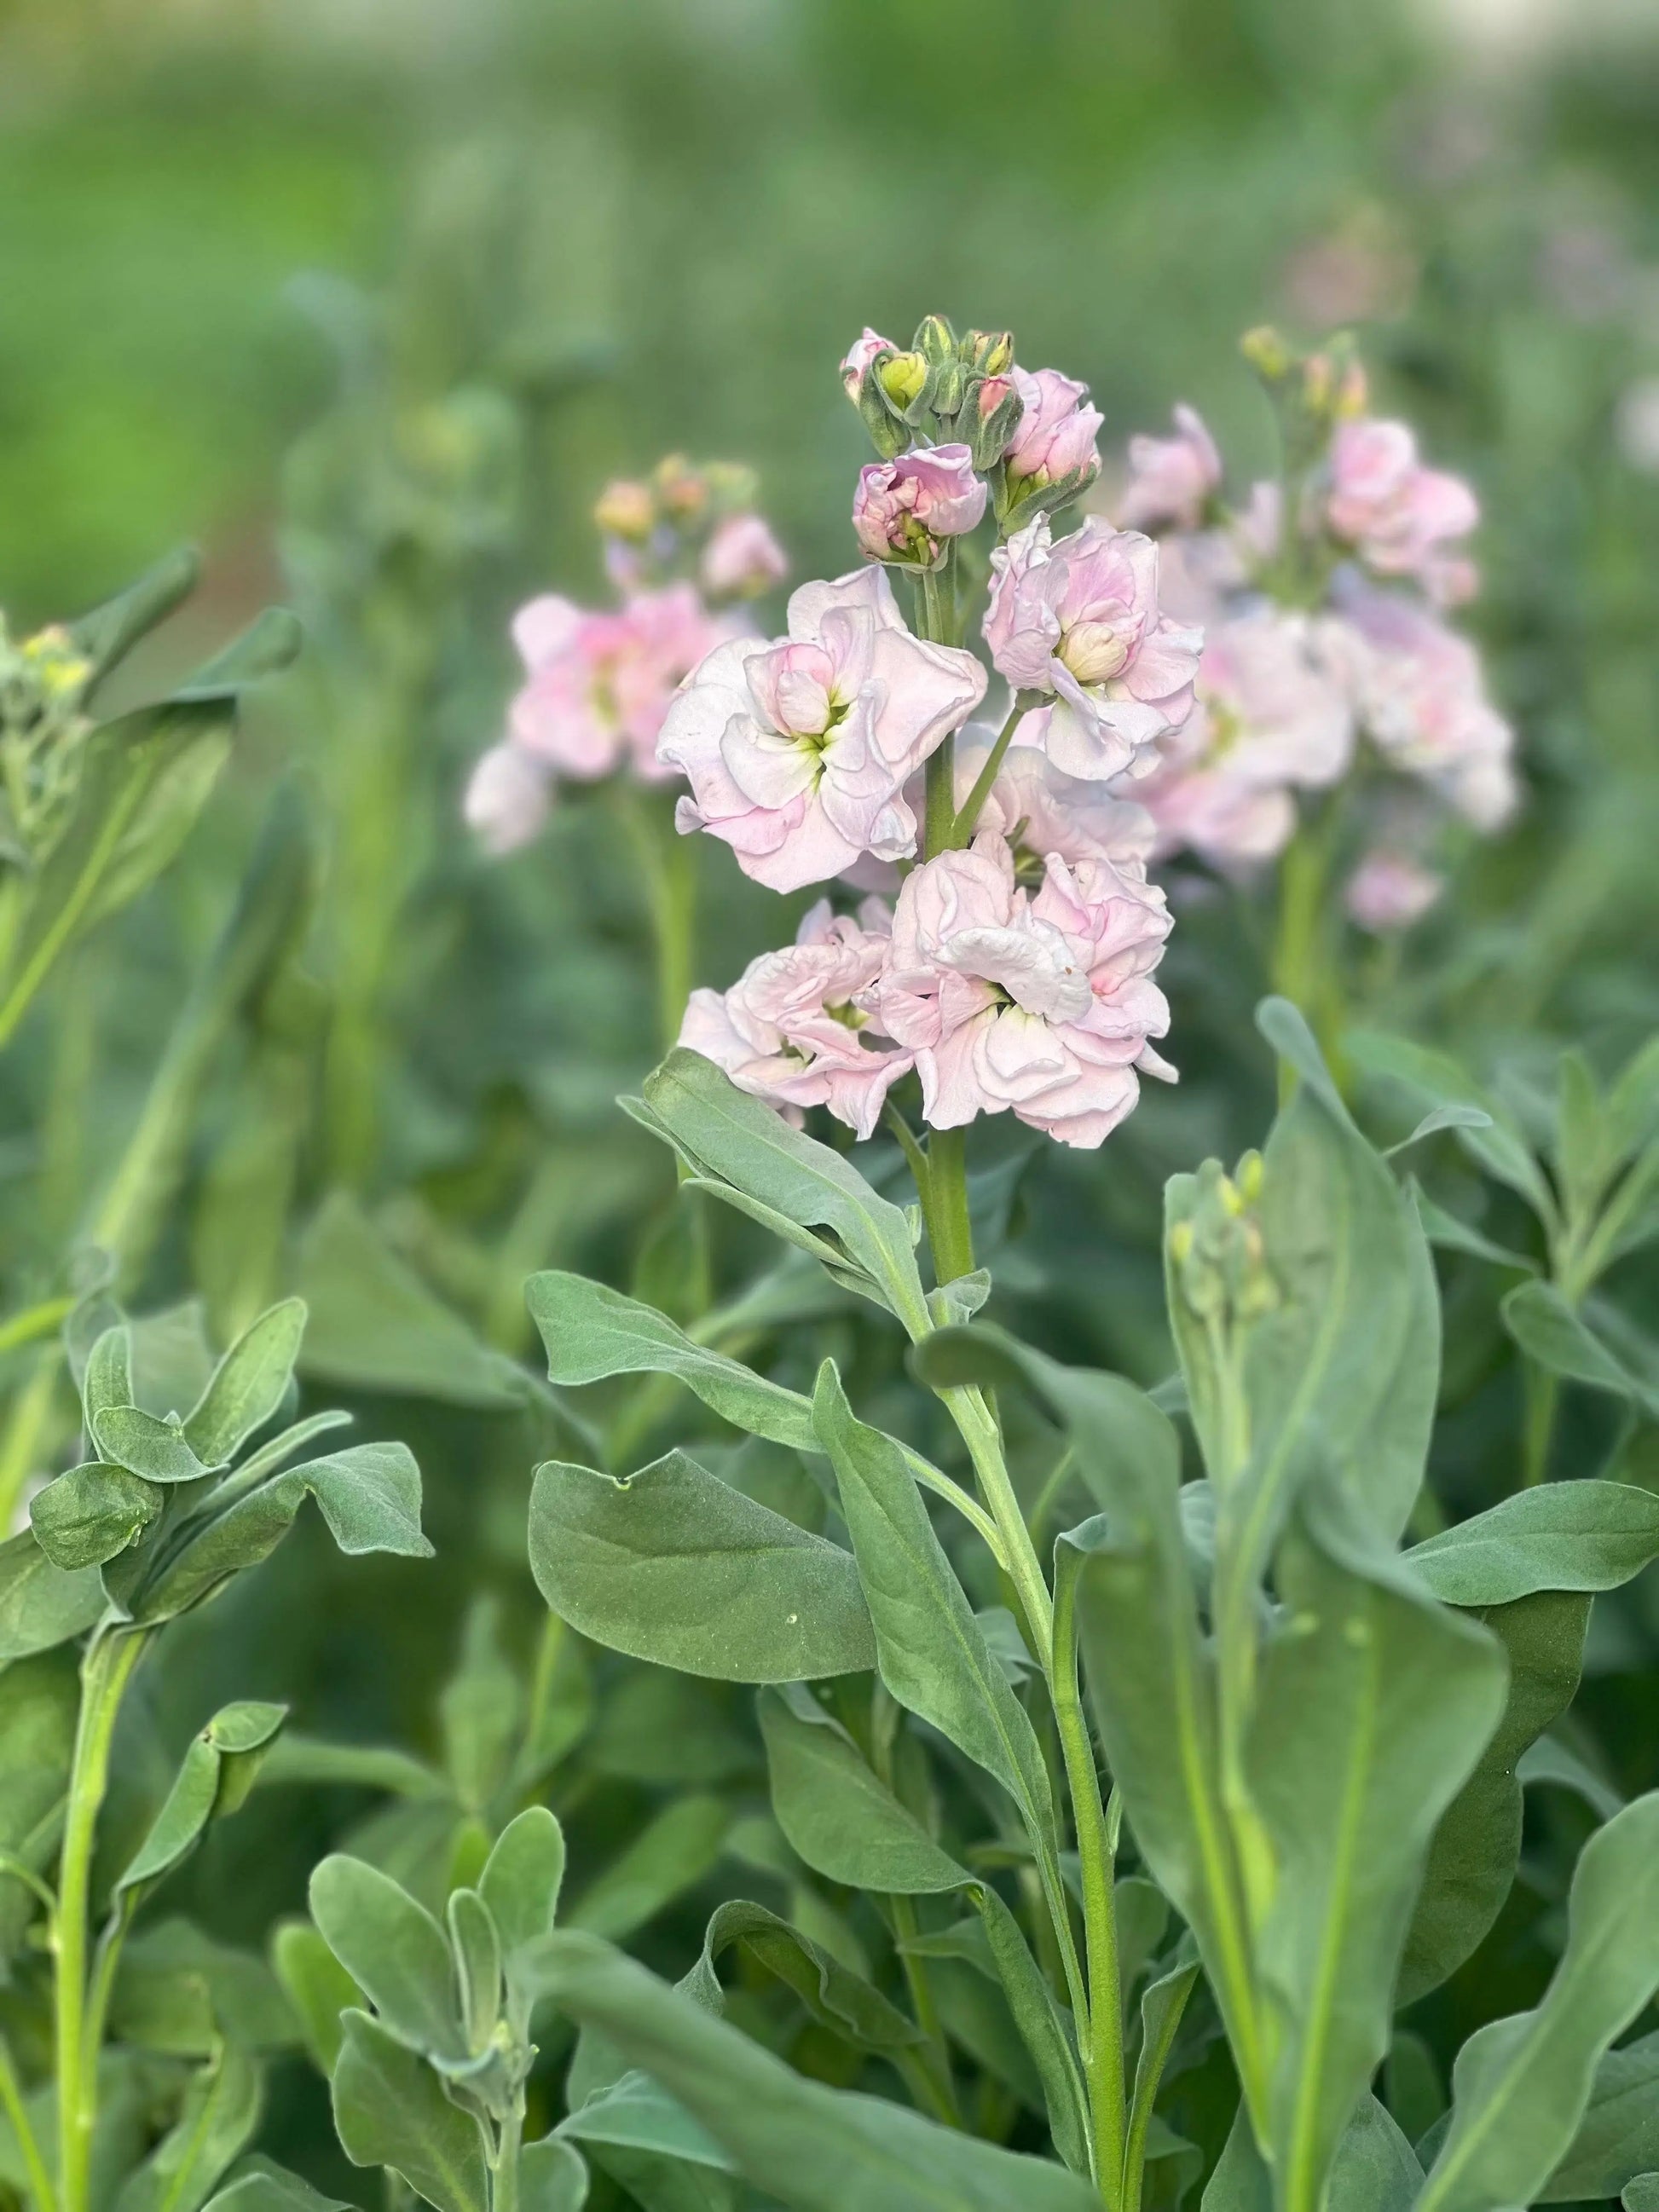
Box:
[879,351,930,412]
[912,314,957,366]
[965,328,1014,376]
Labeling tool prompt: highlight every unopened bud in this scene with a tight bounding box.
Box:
[1240,325,1293,382]
[879,352,930,413]
[966,329,1014,376]
[654,454,709,523]
[1235,1149,1264,1205]
[913,314,957,367]
[593,479,655,540]
[968,373,1023,469]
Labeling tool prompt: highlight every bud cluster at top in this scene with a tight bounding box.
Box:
[0,614,95,863]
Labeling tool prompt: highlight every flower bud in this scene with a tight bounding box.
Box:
[879,351,930,413]
[593,479,655,540]
[913,314,957,367]
[1240,325,1294,382]
[654,453,709,524]
[841,326,896,403]
[853,445,987,569]
[965,329,1014,376]
[968,373,1023,469]
[1167,1157,1278,1329]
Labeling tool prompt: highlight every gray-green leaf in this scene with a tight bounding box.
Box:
[331,2010,487,2212]
[30,1462,159,1569]
[309,1857,465,2061]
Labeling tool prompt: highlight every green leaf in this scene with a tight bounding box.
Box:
[129,1438,430,1624]
[1347,1026,1557,1224]
[1501,1283,1659,1416]
[201,2154,355,2212]
[517,2139,588,2212]
[257,1735,446,1800]
[565,1794,729,1942]
[84,1323,135,1429]
[1410,1186,1538,1274]
[687,1899,920,2054]
[118,1702,287,1897]
[111,1919,298,2056]
[309,1857,465,2061]
[92,1406,207,1484]
[1201,2094,1420,2211]
[1418,1791,1659,2212]
[271,1920,361,2076]
[438,1597,521,1813]
[1539,2031,1659,2201]
[639,1052,930,1333]
[30,1462,159,1568]
[183,1300,308,1468]
[1607,1037,1659,1164]
[521,1931,1104,2212]
[972,1884,1090,2176]
[0,1530,106,1662]
[481,1807,567,1960]
[529,1450,875,1684]
[1556,1049,1614,1224]
[525,1273,818,1451]
[0,1648,78,1964]
[446,1889,501,2053]
[113,2042,263,2212]
[758,1686,968,1895]
[810,1365,1059,1867]
[1627,2176,1659,2211]
[1402,1590,1592,2003]
[558,2074,734,2170]
[70,546,200,687]
[1246,1497,1506,2212]
[1404,1481,1659,1603]
[331,2010,487,2212]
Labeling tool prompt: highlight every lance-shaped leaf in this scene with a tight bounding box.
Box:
[1404,1480,1659,1604]
[684,1899,920,2055]
[183,1300,308,1469]
[331,2011,487,2212]
[1347,1026,1556,1223]
[1501,1283,1659,1417]
[564,1793,729,1943]
[525,1272,818,1451]
[520,1931,1104,2212]
[1539,2031,1659,2203]
[1246,1495,1506,2212]
[83,1322,135,1429]
[482,1807,566,1961]
[529,1450,875,1684]
[639,1051,930,1333]
[557,2073,734,2169]
[760,1685,970,1894]
[113,2042,263,2212]
[126,1437,429,1624]
[0,1529,105,1661]
[309,1857,466,2062]
[201,2155,355,2212]
[70,546,200,688]
[118,1702,288,1899]
[1402,1589,1592,2002]
[272,1921,361,2076]
[1418,1790,1659,2212]
[30,1462,159,1569]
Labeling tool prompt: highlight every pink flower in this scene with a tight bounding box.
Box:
[657,567,987,892]
[1345,852,1444,933]
[1332,578,1518,830]
[841,326,895,401]
[1119,406,1223,532]
[464,742,552,855]
[984,517,1203,780]
[702,513,788,599]
[1003,367,1103,493]
[852,446,987,567]
[1327,419,1480,604]
[679,898,910,1140]
[953,736,1156,877]
[509,585,729,783]
[877,835,1174,1148]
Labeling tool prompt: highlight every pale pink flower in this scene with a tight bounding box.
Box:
[1003,367,1104,493]
[953,736,1156,876]
[464,742,552,855]
[510,585,728,783]
[658,568,986,892]
[841,327,895,401]
[1332,578,1518,830]
[853,446,987,567]
[702,513,788,599]
[1327,419,1480,604]
[679,898,909,1140]
[1136,609,1355,870]
[984,516,1202,780]
[1345,852,1445,933]
[877,835,1174,1148]
[1119,406,1223,532]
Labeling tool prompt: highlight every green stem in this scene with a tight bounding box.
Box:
[922,1128,975,1286]
[490,2102,523,2212]
[55,1629,147,2212]
[618,787,697,1056]
[1522,1364,1558,1488]
[1270,811,1344,1098]
[951,696,1034,848]
[0,1297,74,1360]
[0,1351,64,1537]
[889,1895,962,2128]
[1053,1557,1124,2204]
[0,2036,55,2212]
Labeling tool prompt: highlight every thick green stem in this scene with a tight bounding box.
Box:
[56,1629,147,2212]
[1270,811,1344,1098]
[618,788,698,1055]
[922,1128,975,1285]
[490,2102,523,2212]
[1053,1558,1125,2205]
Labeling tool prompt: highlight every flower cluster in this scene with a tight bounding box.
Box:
[465,456,786,853]
[0,613,95,862]
[1108,332,1517,927]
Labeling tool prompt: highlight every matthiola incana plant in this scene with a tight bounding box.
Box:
[396,315,1659,2212]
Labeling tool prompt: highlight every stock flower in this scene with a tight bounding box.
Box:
[953,736,1156,877]
[463,742,552,855]
[1327,419,1480,604]
[702,513,788,599]
[1345,851,1444,933]
[877,834,1174,1147]
[841,326,895,401]
[1332,578,1517,830]
[852,446,987,568]
[1003,367,1103,493]
[984,517,1202,780]
[509,584,728,783]
[679,898,910,1138]
[1118,405,1223,532]
[1136,609,1355,869]
[658,567,986,892]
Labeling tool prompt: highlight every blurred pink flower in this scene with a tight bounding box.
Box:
[1003,367,1103,493]
[841,326,895,400]
[953,736,1156,876]
[984,516,1202,780]
[679,897,910,1139]
[702,513,788,599]
[1327,419,1480,604]
[509,584,728,783]
[1332,578,1518,830]
[877,834,1174,1148]
[658,567,986,892]
[1119,406,1223,532]
[464,742,552,855]
[1136,609,1355,871]
[853,446,987,567]
[1345,851,1444,933]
